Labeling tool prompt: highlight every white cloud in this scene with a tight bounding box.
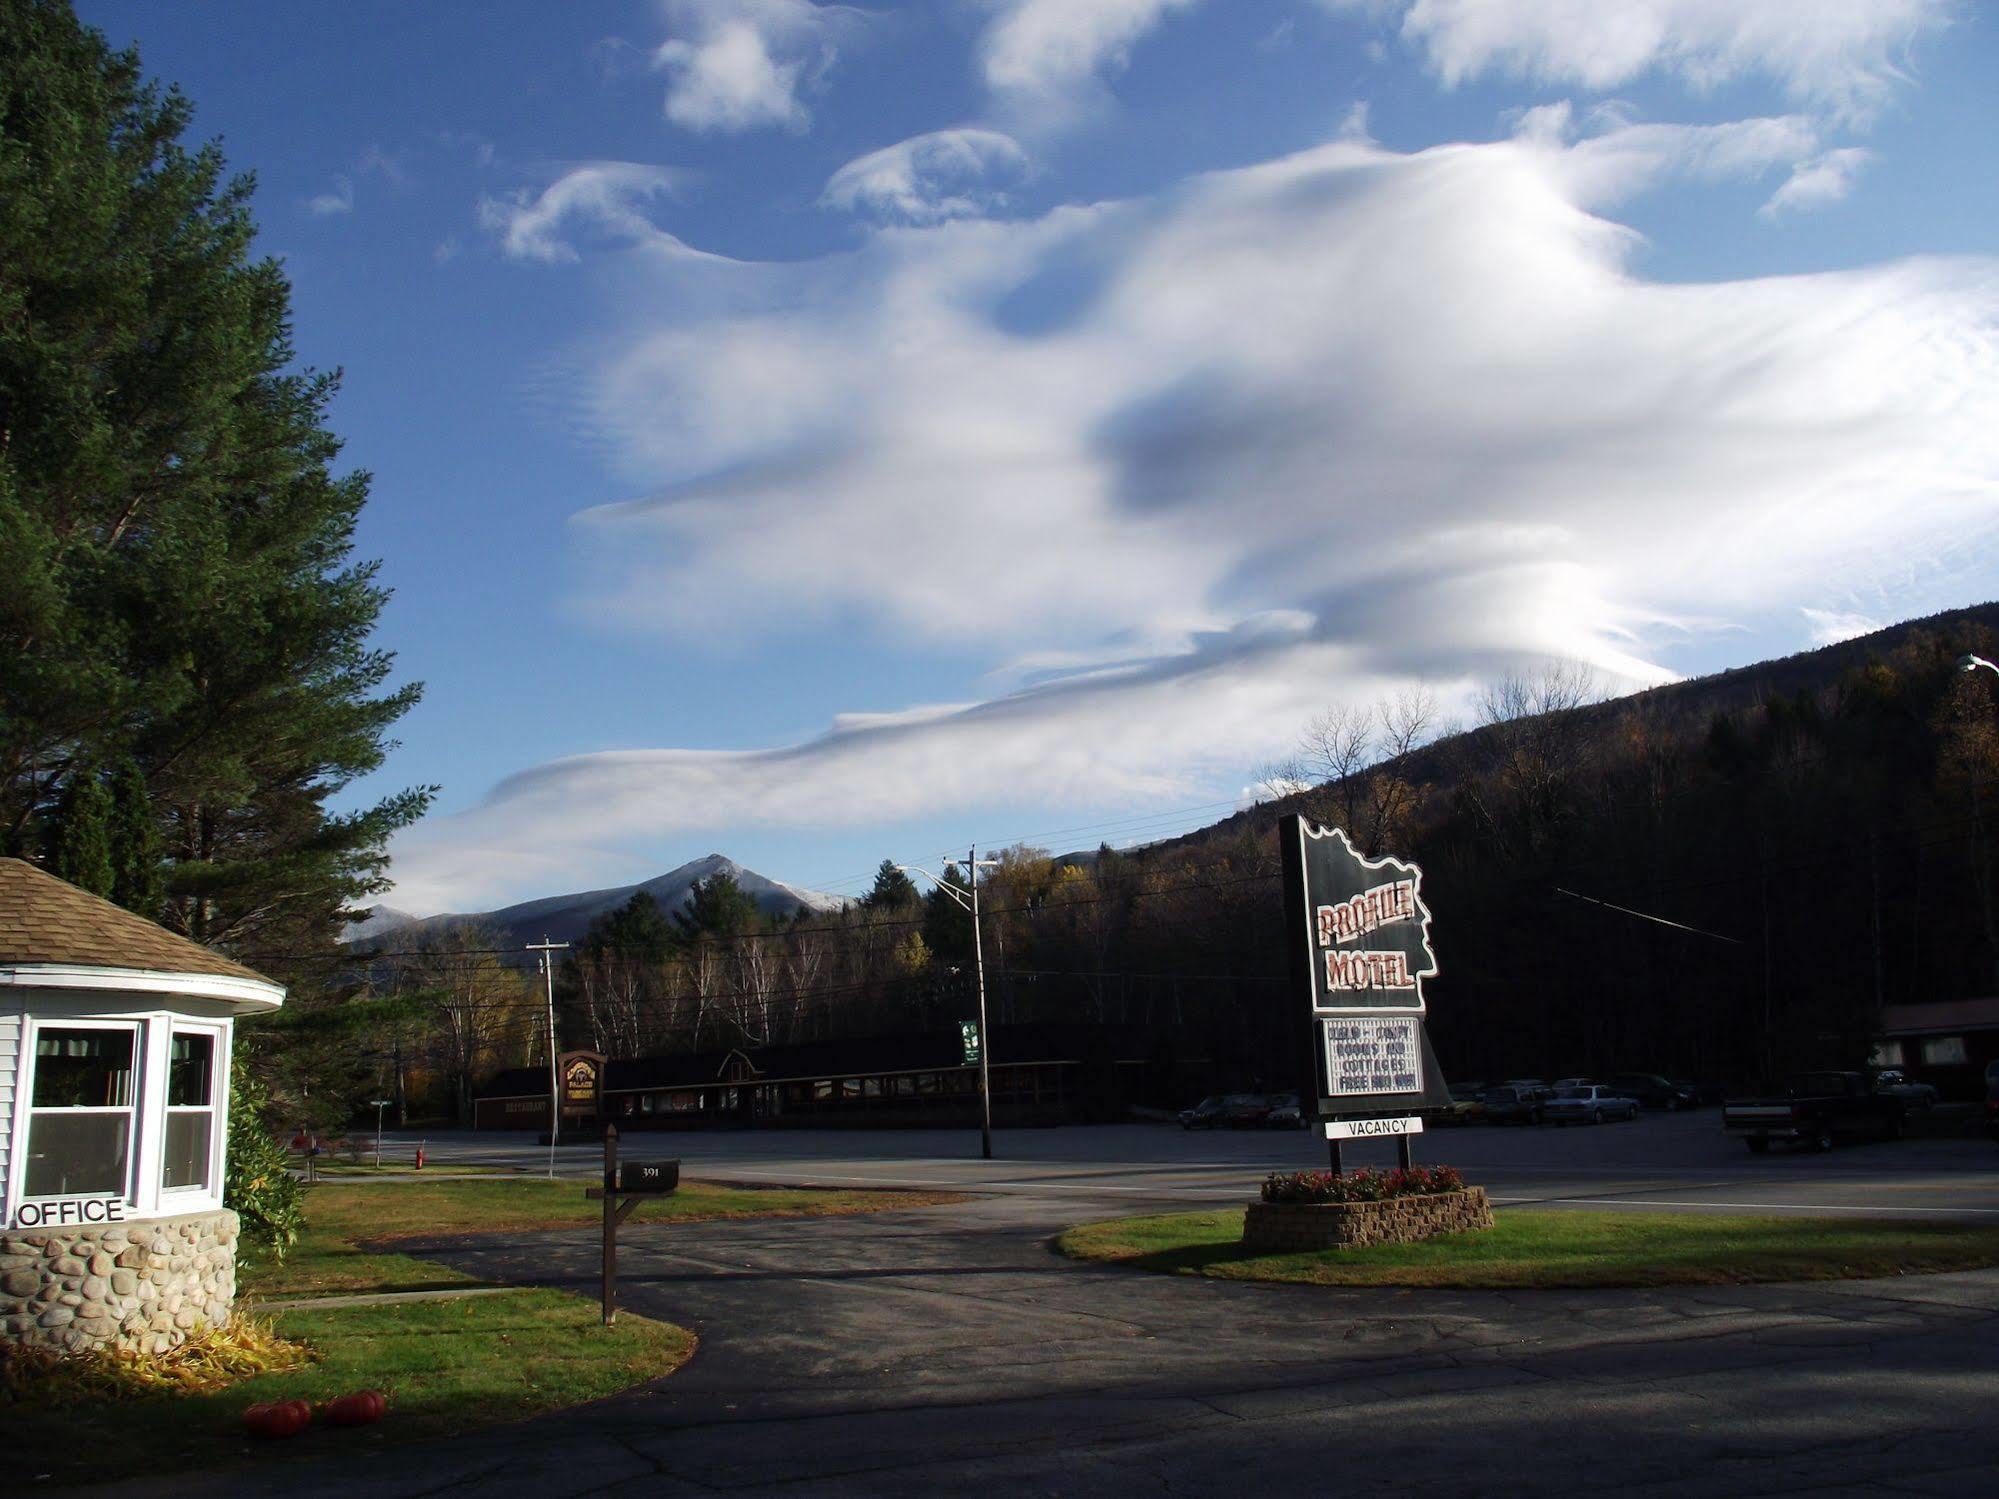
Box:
[652,0,867,133]
[1801,606,1885,646]
[305,175,354,216]
[479,162,697,263]
[1327,0,1951,122]
[1760,146,1872,217]
[821,129,1030,224]
[303,147,412,218]
[980,0,1202,124]
[394,121,1999,909]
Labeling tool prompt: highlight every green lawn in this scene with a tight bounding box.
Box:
[11,1174,951,1484]
[9,1292,694,1487]
[1057,1208,1999,1289]
[242,1175,960,1301]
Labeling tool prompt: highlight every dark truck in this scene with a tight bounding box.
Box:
[1722,1071,1905,1154]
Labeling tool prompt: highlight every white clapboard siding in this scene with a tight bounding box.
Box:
[0,1007,20,1210]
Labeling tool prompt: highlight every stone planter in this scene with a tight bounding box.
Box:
[1242,1187,1492,1252]
[0,1208,238,1354]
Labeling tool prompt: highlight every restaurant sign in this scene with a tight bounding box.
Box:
[559,1050,606,1118]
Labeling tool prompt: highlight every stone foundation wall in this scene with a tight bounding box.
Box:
[1242,1187,1493,1252]
[0,1209,237,1354]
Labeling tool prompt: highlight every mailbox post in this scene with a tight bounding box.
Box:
[586,1125,679,1325]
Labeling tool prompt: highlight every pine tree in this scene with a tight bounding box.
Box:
[107,758,163,917]
[861,858,921,911]
[674,872,759,940]
[49,772,113,896]
[0,2,431,969]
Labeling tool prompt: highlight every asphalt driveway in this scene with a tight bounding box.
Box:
[104,1182,1999,1499]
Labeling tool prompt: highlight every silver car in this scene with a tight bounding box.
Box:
[1543,1085,1640,1125]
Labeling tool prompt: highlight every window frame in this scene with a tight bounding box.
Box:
[18,1016,144,1208]
[160,1022,226,1197]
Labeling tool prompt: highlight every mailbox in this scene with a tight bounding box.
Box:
[612,1159,680,1194]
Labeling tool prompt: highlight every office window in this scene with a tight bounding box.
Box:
[24,1026,138,1199]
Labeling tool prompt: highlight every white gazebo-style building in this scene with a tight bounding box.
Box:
[0,858,284,1352]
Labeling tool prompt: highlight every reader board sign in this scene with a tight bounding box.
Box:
[1324,1116,1424,1141]
[1279,814,1454,1118]
[1324,1014,1423,1099]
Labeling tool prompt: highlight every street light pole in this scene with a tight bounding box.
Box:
[527,935,570,1178]
[968,846,994,1162]
[897,856,1000,1160]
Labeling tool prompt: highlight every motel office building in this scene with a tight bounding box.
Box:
[0,859,283,1352]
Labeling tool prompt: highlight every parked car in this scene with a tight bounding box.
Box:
[1435,1083,1485,1126]
[1544,1085,1641,1125]
[1871,1070,1939,1111]
[1262,1093,1307,1130]
[1552,1076,1596,1092]
[1502,1078,1556,1103]
[1482,1085,1545,1125]
[1179,1096,1228,1129]
[1722,1071,1905,1153]
[1671,1078,1727,1106]
[1221,1093,1275,1129]
[1605,1073,1699,1111]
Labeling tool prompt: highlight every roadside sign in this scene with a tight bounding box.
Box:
[1323,1014,1423,1100]
[1324,1116,1424,1140]
[1279,814,1455,1119]
[960,1020,981,1067]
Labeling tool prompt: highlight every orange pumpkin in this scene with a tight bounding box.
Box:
[243,1399,313,1439]
[325,1389,389,1427]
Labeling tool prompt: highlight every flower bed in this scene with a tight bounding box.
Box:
[1260,1165,1464,1204]
[1244,1167,1492,1251]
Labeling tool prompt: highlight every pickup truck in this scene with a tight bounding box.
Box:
[1722,1072,1905,1153]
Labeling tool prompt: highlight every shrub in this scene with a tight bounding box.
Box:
[1260,1165,1465,1204]
[225,1054,306,1258]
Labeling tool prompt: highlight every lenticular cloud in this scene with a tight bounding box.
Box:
[390,121,1999,912]
[575,125,1999,669]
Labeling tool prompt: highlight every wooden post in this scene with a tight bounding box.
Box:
[602,1125,618,1326]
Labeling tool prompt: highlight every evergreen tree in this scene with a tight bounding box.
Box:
[861,858,921,911]
[49,771,113,896]
[107,758,163,917]
[0,2,430,970]
[922,863,975,964]
[674,872,759,940]
[582,889,677,960]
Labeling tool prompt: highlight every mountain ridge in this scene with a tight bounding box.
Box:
[349,853,843,950]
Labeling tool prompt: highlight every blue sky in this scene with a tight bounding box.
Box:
[76,1,1999,914]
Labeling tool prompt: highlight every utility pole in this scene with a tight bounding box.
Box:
[527,935,570,1178]
[969,846,994,1162]
[897,855,999,1160]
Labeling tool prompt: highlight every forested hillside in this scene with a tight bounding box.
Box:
[436,606,1999,1102]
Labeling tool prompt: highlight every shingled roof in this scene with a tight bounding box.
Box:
[0,858,275,987]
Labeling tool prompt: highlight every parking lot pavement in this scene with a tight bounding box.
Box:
[382,1111,1999,1221]
[120,1179,1999,1499]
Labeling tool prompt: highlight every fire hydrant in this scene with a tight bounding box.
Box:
[415,1142,426,1171]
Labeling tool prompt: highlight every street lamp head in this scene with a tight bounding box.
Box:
[1960,654,1999,676]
